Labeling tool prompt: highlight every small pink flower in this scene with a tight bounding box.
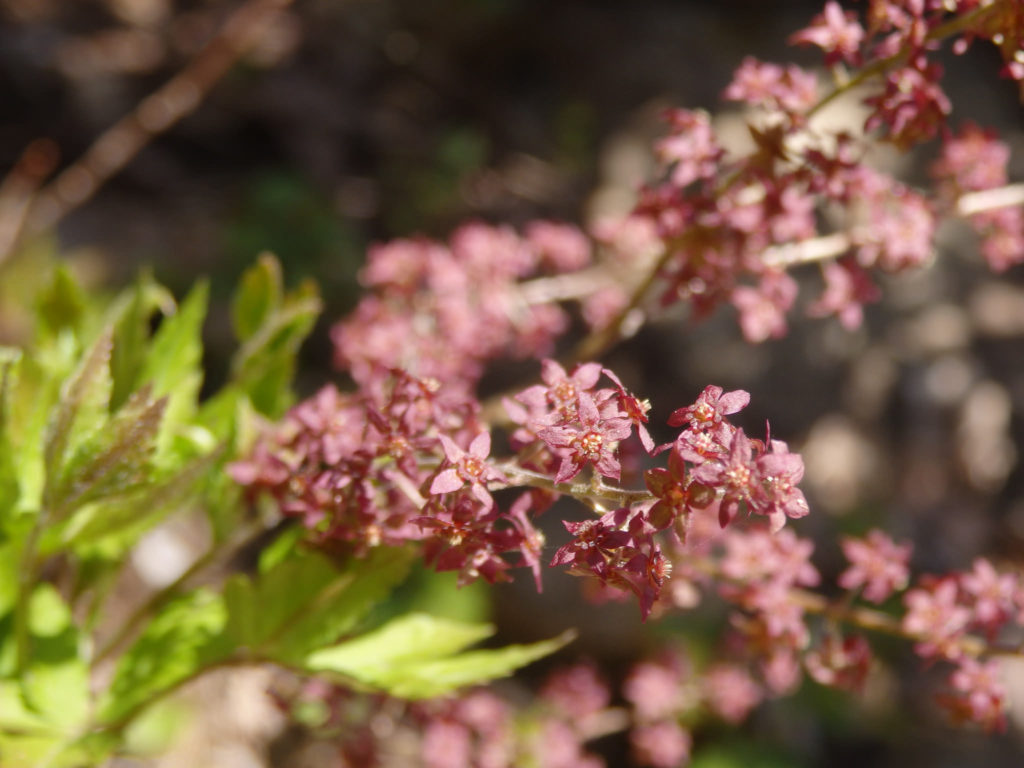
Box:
[865,62,951,149]
[692,428,757,528]
[805,633,872,692]
[838,529,912,603]
[723,58,819,113]
[668,385,750,432]
[623,652,689,721]
[538,391,633,483]
[430,432,509,508]
[526,221,592,272]
[789,1,865,66]
[630,721,692,768]
[656,108,722,187]
[939,658,1007,732]
[960,558,1018,633]
[541,663,610,719]
[517,359,603,418]
[808,258,881,331]
[731,271,798,344]
[903,577,971,660]
[602,367,656,454]
[702,664,762,723]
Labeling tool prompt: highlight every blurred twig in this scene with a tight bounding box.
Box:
[0,0,296,268]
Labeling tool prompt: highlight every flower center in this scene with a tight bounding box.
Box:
[726,464,751,489]
[462,456,485,479]
[576,430,604,459]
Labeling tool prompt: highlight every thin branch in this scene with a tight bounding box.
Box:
[0,0,296,268]
[496,462,654,508]
[760,182,1024,270]
[957,182,1024,217]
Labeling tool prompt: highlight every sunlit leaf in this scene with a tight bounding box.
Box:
[224,546,414,665]
[306,613,574,699]
[42,329,113,507]
[97,588,229,726]
[232,253,283,342]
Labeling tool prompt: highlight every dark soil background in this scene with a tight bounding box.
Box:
[2,1,1024,766]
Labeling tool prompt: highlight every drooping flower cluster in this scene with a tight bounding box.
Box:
[631,0,1023,345]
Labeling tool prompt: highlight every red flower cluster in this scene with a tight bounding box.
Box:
[228,0,1024,754]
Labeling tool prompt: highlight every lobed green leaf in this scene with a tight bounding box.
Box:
[232,253,283,342]
[306,613,575,699]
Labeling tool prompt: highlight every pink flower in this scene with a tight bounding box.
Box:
[668,385,750,433]
[630,721,692,768]
[789,1,865,66]
[526,221,592,272]
[692,428,757,528]
[960,558,1018,633]
[808,258,880,331]
[848,170,936,271]
[723,58,819,113]
[430,432,509,508]
[903,577,971,660]
[731,271,798,343]
[838,529,912,603]
[976,207,1024,272]
[864,62,951,149]
[623,652,689,721]
[702,664,762,723]
[602,367,655,454]
[655,109,722,187]
[752,440,810,531]
[805,633,872,692]
[939,658,1007,732]
[550,511,634,579]
[932,123,1010,196]
[538,391,633,483]
[517,359,603,419]
[541,663,611,719]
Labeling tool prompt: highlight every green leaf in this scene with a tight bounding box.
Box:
[19,658,89,733]
[47,387,166,520]
[26,585,69,638]
[305,612,493,670]
[97,588,229,726]
[139,282,207,467]
[0,349,22,513]
[1,351,62,514]
[231,280,320,418]
[306,614,574,699]
[223,546,413,664]
[34,265,87,343]
[109,274,173,412]
[0,586,89,766]
[256,523,303,574]
[57,447,223,558]
[42,329,113,507]
[232,253,283,342]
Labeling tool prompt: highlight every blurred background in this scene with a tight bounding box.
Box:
[2,0,1024,766]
